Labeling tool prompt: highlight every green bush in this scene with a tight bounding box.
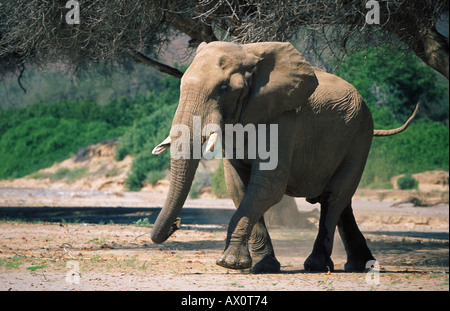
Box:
[0,117,124,179]
[117,102,177,190]
[212,161,229,198]
[112,81,179,190]
[190,170,213,199]
[0,81,180,137]
[334,45,449,124]
[334,46,449,188]
[0,73,180,183]
[360,120,449,187]
[125,153,157,191]
[50,168,71,181]
[134,218,151,228]
[397,174,418,190]
[50,167,89,183]
[146,170,166,186]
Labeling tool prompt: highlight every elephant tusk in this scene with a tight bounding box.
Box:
[204,132,219,153]
[152,135,172,155]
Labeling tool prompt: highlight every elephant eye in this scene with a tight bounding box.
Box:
[219,84,228,94]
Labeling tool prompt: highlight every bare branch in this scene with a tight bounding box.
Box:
[0,0,447,79]
[128,50,183,79]
[194,0,449,77]
[17,63,26,93]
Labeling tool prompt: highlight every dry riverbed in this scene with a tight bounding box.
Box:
[0,188,448,291]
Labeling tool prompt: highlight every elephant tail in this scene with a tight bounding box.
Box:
[373,102,420,137]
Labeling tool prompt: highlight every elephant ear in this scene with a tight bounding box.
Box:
[241,42,318,125]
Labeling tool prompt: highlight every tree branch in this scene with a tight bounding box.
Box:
[18,63,27,94]
[128,50,184,80]
[399,27,449,80]
[386,6,449,80]
[164,10,218,46]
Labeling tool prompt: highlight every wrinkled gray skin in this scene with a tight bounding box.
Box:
[151,41,418,273]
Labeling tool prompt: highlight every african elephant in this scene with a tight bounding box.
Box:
[150,41,418,273]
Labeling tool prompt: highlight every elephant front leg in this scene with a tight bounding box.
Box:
[216,213,281,272]
[222,159,281,273]
[216,175,285,271]
[216,212,253,270]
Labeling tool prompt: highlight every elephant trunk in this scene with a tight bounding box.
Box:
[151,86,222,244]
[151,157,199,244]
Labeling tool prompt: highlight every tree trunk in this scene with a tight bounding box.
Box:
[386,5,449,80]
[407,27,449,80]
[165,11,218,47]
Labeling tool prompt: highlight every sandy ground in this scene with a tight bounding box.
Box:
[0,187,448,292]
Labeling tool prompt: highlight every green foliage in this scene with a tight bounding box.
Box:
[125,153,166,191]
[397,174,418,190]
[113,73,180,190]
[335,46,449,187]
[26,263,48,271]
[146,171,166,186]
[115,103,177,160]
[0,117,124,179]
[335,46,449,125]
[190,170,213,199]
[117,99,178,190]
[0,74,180,184]
[0,94,168,137]
[50,167,89,183]
[0,64,168,110]
[212,161,229,198]
[50,168,71,181]
[0,48,447,193]
[133,218,152,228]
[365,181,394,190]
[360,120,449,187]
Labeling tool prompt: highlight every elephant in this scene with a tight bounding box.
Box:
[150,41,419,273]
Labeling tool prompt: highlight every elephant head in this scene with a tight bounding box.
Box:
[151,41,318,244]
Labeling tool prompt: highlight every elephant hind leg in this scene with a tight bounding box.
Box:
[304,192,339,272]
[338,203,375,272]
[305,132,373,272]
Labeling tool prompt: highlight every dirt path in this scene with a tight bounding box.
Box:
[0,187,448,291]
[0,222,448,291]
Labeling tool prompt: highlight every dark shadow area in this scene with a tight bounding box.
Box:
[0,206,235,225]
[76,238,227,253]
[364,231,449,241]
[277,268,438,274]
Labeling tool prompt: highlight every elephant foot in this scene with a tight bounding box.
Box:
[250,255,281,274]
[216,244,252,270]
[304,253,334,272]
[344,256,376,272]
